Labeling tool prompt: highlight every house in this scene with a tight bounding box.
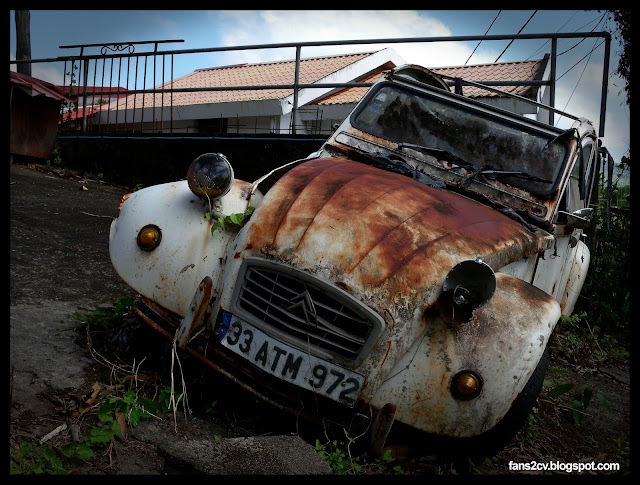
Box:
[89,48,551,136]
[431,53,551,121]
[10,71,71,160]
[92,47,405,136]
[57,85,128,129]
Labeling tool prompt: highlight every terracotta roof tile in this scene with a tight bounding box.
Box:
[431,55,549,99]
[111,51,373,110]
[314,71,386,105]
[108,53,549,112]
[313,56,548,107]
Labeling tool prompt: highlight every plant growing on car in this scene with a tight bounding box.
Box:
[206,207,255,234]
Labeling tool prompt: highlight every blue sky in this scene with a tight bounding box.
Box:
[10,10,629,164]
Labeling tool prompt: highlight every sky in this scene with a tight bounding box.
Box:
[9,10,630,165]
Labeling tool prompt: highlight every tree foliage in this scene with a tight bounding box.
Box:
[576,165,630,347]
[605,10,630,106]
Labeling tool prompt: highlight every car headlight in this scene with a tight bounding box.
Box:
[442,257,496,311]
[187,153,234,199]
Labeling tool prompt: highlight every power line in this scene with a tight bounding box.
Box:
[465,10,501,65]
[525,11,578,60]
[556,37,600,125]
[557,13,606,56]
[494,10,537,62]
[556,38,605,81]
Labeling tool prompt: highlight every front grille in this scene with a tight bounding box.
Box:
[230,258,384,367]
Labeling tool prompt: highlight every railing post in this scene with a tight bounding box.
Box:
[548,38,556,126]
[80,47,89,132]
[292,45,301,135]
[454,77,463,95]
[599,33,611,138]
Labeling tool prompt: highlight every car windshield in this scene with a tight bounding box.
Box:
[351,83,570,196]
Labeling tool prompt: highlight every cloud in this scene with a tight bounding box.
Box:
[208,10,483,67]
[553,58,629,161]
[10,52,64,84]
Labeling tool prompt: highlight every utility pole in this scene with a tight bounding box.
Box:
[15,10,32,77]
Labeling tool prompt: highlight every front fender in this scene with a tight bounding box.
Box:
[369,273,560,438]
[109,179,256,316]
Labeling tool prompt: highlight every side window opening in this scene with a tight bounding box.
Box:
[566,140,595,213]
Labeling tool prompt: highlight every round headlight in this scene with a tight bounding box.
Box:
[451,370,483,400]
[442,257,496,310]
[187,153,234,199]
[137,224,162,251]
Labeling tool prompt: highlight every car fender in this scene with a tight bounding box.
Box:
[109,179,258,317]
[368,272,561,438]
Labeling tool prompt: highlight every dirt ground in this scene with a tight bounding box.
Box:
[9,161,631,476]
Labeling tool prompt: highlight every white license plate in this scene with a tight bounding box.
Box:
[216,312,365,407]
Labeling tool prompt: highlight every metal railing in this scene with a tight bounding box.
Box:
[10,32,611,137]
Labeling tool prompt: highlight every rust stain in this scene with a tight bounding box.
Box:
[380,340,392,366]
[245,158,552,298]
[179,263,195,274]
[117,193,131,216]
[335,281,353,292]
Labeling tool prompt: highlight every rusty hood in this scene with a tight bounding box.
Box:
[241,157,553,314]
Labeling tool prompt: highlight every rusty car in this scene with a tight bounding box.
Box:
[109,64,603,456]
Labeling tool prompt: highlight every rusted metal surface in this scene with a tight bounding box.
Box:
[175,276,213,349]
[214,157,561,436]
[370,403,397,456]
[231,157,553,339]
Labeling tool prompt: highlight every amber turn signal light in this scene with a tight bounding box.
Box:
[137,224,162,251]
[451,370,482,400]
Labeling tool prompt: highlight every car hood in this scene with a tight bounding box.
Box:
[240,157,553,315]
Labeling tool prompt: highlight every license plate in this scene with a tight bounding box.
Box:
[215,312,365,407]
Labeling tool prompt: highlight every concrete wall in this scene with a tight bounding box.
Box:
[55,134,327,190]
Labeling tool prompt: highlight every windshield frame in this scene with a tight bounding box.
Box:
[349,80,572,198]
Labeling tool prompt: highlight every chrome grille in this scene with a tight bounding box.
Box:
[230,258,383,366]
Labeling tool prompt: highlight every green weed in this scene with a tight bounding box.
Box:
[67,297,135,332]
[206,206,255,235]
[315,428,403,475]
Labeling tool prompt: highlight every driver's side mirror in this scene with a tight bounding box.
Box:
[563,208,594,229]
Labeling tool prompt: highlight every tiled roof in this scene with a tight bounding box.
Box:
[431,55,549,99]
[313,56,549,106]
[107,52,548,113]
[10,71,71,102]
[314,71,386,105]
[111,51,374,110]
[56,85,128,101]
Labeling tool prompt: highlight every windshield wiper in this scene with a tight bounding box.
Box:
[346,149,445,189]
[397,143,474,169]
[480,170,552,184]
[460,165,552,189]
